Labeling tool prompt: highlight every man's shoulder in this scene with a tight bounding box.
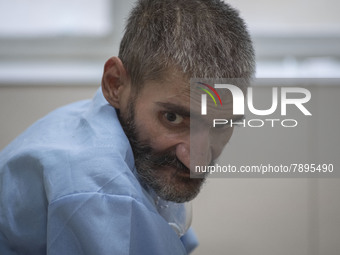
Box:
[0,88,137,203]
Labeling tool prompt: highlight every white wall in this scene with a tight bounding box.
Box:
[226,0,340,35]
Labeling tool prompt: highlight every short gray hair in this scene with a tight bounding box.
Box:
[119,0,255,88]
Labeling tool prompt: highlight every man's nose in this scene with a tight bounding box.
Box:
[175,129,212,171]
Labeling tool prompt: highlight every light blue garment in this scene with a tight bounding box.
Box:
[0,88,198,255]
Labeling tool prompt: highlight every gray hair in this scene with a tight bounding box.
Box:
[119,0,255,88]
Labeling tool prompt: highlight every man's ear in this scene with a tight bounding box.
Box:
[101,57,129,109]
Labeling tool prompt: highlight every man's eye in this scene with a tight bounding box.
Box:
[164,112,184,124]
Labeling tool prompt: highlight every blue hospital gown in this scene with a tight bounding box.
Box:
[0,88,198,255]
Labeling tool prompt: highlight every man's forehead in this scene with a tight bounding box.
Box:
[141,69,189,88]
[136,77,191,106]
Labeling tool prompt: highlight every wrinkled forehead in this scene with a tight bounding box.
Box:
[130,69,191,108]
[140,68,191,95]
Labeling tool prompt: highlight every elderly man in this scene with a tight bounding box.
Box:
[0,0,254,254]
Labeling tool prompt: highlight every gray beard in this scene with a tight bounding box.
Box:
[117,103,205,203]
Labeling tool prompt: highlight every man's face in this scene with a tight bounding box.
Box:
[118,72,234,203]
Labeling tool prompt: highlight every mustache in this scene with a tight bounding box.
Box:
[151,150,189,172]
[132,141,189,173]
